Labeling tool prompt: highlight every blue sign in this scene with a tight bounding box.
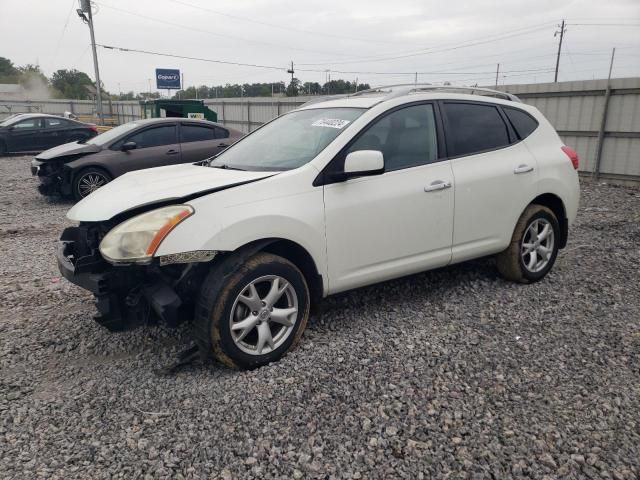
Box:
[156,69,181,89]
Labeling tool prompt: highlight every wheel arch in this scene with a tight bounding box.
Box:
[529,193,568,248]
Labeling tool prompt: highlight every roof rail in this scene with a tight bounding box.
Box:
[350,83,521,102]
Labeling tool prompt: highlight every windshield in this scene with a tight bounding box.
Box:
[210,107,365,171]
[86,121,140,146]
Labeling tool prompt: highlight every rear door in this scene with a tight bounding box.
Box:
[42,117,71,148]
[178,122,220,163]
[108,123,181,175]
[9,117,44,151]
[441,101,539,263]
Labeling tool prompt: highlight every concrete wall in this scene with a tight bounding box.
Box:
[2,78,638,181]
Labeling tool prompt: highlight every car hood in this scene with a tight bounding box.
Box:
[36,141,102,161]
[67,163,276,222]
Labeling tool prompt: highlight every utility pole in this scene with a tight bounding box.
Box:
[287,61,295,93]
[77,0,104,124]
[593,47,616,180]
[495,64,500,88]
[554,19,566,83]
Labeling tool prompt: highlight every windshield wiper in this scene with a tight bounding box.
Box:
[210,162,246,171]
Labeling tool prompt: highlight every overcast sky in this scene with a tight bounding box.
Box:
[1,0,639,94]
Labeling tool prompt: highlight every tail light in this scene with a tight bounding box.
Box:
[561,146,579,170]
[88,124,98,133]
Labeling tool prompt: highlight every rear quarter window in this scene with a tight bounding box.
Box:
[503,107,539,140]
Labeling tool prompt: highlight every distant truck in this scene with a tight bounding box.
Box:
[141,99,218,122]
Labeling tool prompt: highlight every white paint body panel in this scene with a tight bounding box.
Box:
[67,92,580,298]
[450,141,539,263]
[324,162,454,293]
[67,163,274,222]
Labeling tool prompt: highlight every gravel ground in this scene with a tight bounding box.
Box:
[1,155,639,480]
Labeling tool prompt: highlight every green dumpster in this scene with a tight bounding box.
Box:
[140,99,218,122]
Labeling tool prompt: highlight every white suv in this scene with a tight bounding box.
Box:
[57,85,580,369]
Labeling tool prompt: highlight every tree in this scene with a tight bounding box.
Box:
[50,69,94,99]
[0,57,20,83]
[286,78,301,97]
[302,82,322,95]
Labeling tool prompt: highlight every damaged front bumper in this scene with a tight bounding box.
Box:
[57,225,186,330]
[32,159,71,196]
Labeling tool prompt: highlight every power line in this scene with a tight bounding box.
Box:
[97,44,288,71]
[165,0,406,46]
[296,22,555,66]
[568,23,640,26]
[97,43,558,78]
[94,1,352,59]
[48,0,76,70]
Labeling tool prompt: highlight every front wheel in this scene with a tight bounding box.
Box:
[496,204,560,283]
[194,252,310,369]
[73,167,111,201]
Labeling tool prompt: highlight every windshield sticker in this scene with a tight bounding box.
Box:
[312,118,351,129]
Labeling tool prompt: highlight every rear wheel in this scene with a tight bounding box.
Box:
[496,204,560,283]
[194,252,310,369]
[73,167,111,201]
[0,141,6,155]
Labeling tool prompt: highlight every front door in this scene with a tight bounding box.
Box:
[10,117,44,151]
[323,103,454,294]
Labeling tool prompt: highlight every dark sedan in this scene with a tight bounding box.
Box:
[31,118,243,200]
[0,113,98,154]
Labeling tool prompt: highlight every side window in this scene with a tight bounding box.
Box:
[215,127,229,139]
[443,102,510,157]
[503,107,538,140]
[13,118,40,129]
[347,104,438,171]
[126,125,177,148]
[181,124,216,143]
[44,118,67,128]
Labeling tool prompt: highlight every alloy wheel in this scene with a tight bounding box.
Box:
[229,275,298,355]
[78,173,108,197]
[521,218,555,273]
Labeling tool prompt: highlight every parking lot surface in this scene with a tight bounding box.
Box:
[1,155,639,479]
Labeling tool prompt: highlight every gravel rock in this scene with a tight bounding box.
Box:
[1,156,639,479]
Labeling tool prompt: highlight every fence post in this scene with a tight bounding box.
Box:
[593,48,616,179]
[221,102,225,126]
[247,101,251,132]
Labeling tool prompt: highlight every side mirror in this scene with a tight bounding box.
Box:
[121,141,137,151]
[344,150,384,176]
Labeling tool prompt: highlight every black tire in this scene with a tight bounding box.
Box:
[72,167,112,201]
[0,141,6,156]
[194,252,310,369]
[496,204,560,283]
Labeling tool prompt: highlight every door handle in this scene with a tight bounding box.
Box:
[166,149,179,155]
[514,164,534,174]
[424,180,452,192]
